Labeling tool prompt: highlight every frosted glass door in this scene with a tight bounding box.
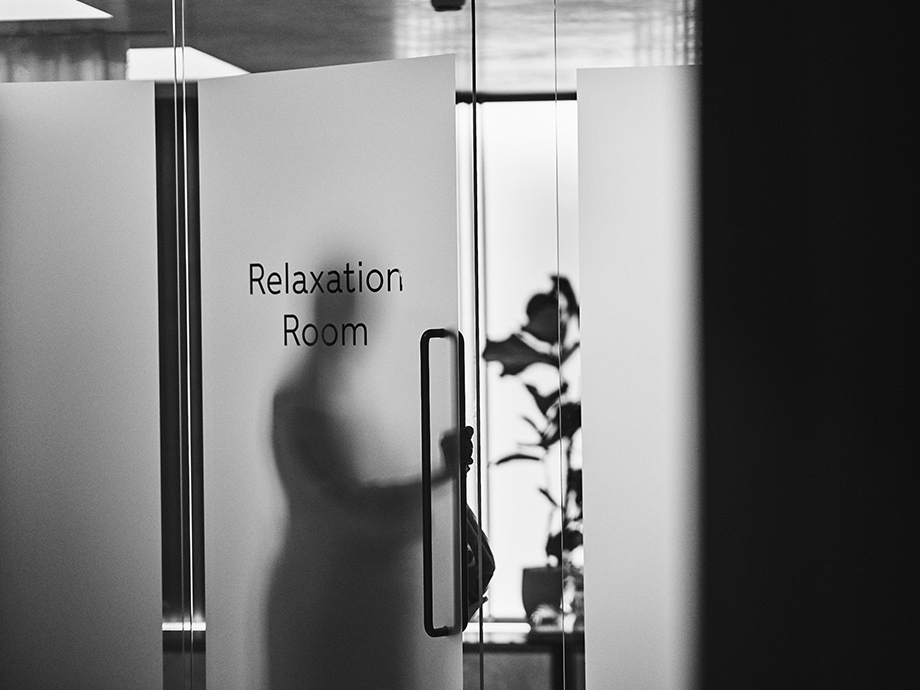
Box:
[197,55,466,690]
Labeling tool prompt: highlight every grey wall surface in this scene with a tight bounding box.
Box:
[0,79,162,690]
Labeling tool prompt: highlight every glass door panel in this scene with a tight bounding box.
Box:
[0,80,162,689]
[469,4,578,689]
[1,3,179,686]
[196,55,467,690]
[178,3,482,688]
[476,2,702,688]
[476,98,581,690]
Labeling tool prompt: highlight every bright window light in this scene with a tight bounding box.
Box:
[126,47,249,82]
[0,0,111,21]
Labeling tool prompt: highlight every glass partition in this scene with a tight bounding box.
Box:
[555,2,701,689]
[0,1,177,685]
[0,75,163,690]
[475,4,700,690]
[1,2,702,689]
[178,5,481,690]
[175,2,481,688]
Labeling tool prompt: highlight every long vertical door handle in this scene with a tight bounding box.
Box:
[421,328,466,638]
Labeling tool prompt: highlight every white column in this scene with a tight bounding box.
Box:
[579,66,699,690]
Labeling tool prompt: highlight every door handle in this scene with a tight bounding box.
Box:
[420,328,467,638]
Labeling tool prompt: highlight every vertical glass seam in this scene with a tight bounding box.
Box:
[552,2,571,687]
[468,3,487,690]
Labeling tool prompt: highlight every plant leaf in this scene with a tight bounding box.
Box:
[538,421,560,448]
[522,290,561,344]
[562,526,584,550]
[483,334,554,376]
[541,401,581,445]
[538,487,559,507]
[554,275,580,322]
[545,526,583,562]
[567,467,583,509]
[525,383,558,417]
[521,416,542,435]
[494,452,542,465]
[560,341,581,364]
[559,401,582,438]
[545,530,563,562]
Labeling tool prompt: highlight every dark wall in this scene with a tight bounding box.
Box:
[700,1,917,686]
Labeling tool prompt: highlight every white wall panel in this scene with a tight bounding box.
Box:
[0,80,162,689]
[579,67,699,690]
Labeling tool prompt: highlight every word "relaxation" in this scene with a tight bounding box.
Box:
[250,261,404,295]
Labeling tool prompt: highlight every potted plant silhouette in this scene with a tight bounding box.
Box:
[483,275,583,630]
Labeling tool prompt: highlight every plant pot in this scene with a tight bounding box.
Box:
[521,565,563,620]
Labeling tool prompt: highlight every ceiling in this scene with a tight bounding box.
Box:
[7,0,699,93]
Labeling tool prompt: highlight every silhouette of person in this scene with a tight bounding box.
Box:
[265,281,489,689]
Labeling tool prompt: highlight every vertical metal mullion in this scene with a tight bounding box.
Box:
[552,3,572,687]
[176,35,199,690]
[173,89,194,688]
[157,84,186,690]
[159,8,203,690]
[168,1,202,687]
[185,92,206,690]
[468,2,487,690]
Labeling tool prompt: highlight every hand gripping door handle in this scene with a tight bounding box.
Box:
[420,328,467,638]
